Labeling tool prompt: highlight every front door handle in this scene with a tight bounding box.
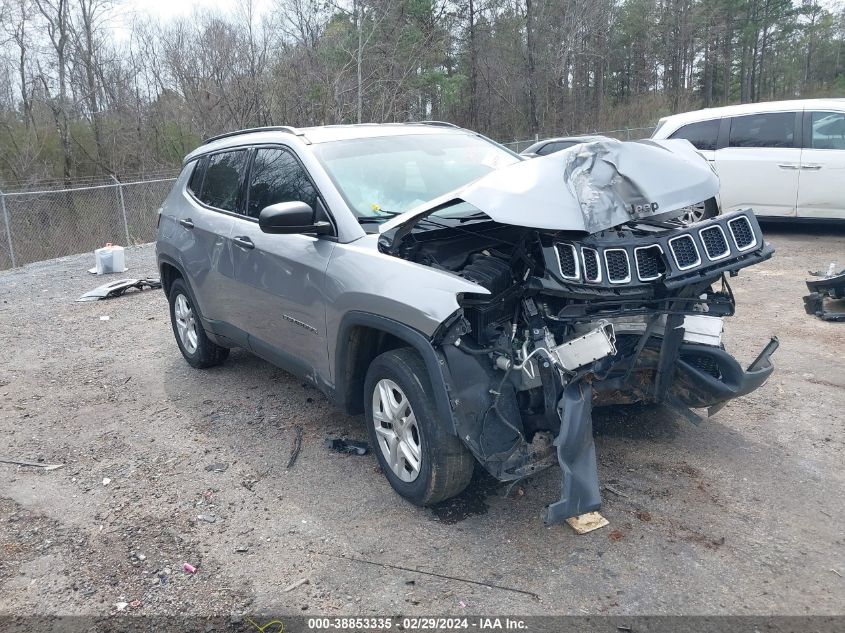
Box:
[179,218,195,229]
[777,164,800,170]
[801,164,823,170]
[232,236,255,250]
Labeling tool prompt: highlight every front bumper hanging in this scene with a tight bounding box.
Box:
[543,335,779,525]
[544,380,602,525]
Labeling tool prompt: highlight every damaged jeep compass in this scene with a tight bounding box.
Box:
[156,123,777,524]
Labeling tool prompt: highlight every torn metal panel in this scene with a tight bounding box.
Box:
[379,138,719,238]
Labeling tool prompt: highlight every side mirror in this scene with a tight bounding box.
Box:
[258,201,332,235]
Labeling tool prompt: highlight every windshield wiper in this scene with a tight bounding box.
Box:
[436,211,489,222]
[357,209,402,224]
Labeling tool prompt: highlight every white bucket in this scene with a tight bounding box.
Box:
[93,243,127,274]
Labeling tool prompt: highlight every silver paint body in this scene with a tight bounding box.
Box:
[156,125,713,393]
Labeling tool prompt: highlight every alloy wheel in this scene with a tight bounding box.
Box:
[371,378,422,482]
[679,201,708,225]
[174,293,198,354]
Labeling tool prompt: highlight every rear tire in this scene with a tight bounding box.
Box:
[168,278,229,369]
[364,348,474,506]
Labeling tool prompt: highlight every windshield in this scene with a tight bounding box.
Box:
[311,133,520,218]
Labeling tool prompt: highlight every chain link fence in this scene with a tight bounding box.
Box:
[0,176,176,271]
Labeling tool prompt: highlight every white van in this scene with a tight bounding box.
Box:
[652,99,845,221]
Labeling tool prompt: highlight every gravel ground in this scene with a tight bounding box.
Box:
[0,225,843,619]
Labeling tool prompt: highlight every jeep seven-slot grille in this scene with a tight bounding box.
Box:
[700,226,729,260]
[729,216,755,250]
[669,235,700,269]
[555,244,578,278]
[635,246,664,281]
[605,250,630,283]
[551,212,761,287]
[582,248,600,282]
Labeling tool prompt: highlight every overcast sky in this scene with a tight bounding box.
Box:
[110,0,274,40]
[124,0,246,21]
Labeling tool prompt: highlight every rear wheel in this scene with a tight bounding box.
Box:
[364,348,474,506]
[168,278,229,369]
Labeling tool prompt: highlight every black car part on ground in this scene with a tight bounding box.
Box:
[324,438,369,456]
[803,266,845,322]
[397,207,777,523]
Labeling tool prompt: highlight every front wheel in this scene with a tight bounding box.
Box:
[364,348,474,506]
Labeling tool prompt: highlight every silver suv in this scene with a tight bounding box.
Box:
[156,123,777,524]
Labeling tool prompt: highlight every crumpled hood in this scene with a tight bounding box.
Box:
[380,138,719,236]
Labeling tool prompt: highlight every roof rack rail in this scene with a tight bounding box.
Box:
[416,120,461,128]
[203,126,303,145]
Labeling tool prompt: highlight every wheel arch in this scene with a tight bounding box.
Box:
[158,254,185,297]
[334,311,458,436]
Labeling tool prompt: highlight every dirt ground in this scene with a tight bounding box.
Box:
[0,224,843,620]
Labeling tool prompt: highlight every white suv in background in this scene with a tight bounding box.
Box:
[652,99,845,221]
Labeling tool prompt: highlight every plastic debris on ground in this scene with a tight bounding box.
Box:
[77,277,162,302]
[183,562,197,574]
[282,578,309,592]
[324,438,369,456]
[0,458,63,471]
[565,511,610,534]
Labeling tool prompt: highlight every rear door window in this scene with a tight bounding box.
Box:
[669,119,719,151]
[728,112,797,148]
[198,150,249,212]
[246,148,318,219]
[808,111,845,150]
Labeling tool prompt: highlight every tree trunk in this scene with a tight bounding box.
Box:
[525,0,539,137]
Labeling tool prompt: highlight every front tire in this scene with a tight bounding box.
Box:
[168,278,229,369]
[364,348,474,506]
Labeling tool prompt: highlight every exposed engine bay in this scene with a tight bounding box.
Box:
[378,149,778,524]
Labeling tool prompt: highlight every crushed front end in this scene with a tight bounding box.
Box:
[380,140,778,523]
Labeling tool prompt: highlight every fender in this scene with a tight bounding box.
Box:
[335,311,458,436]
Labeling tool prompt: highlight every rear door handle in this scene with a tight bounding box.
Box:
[801,164,823,170]
[179,218,195,229]
[232,236,255,250]
[777,164,800,170]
